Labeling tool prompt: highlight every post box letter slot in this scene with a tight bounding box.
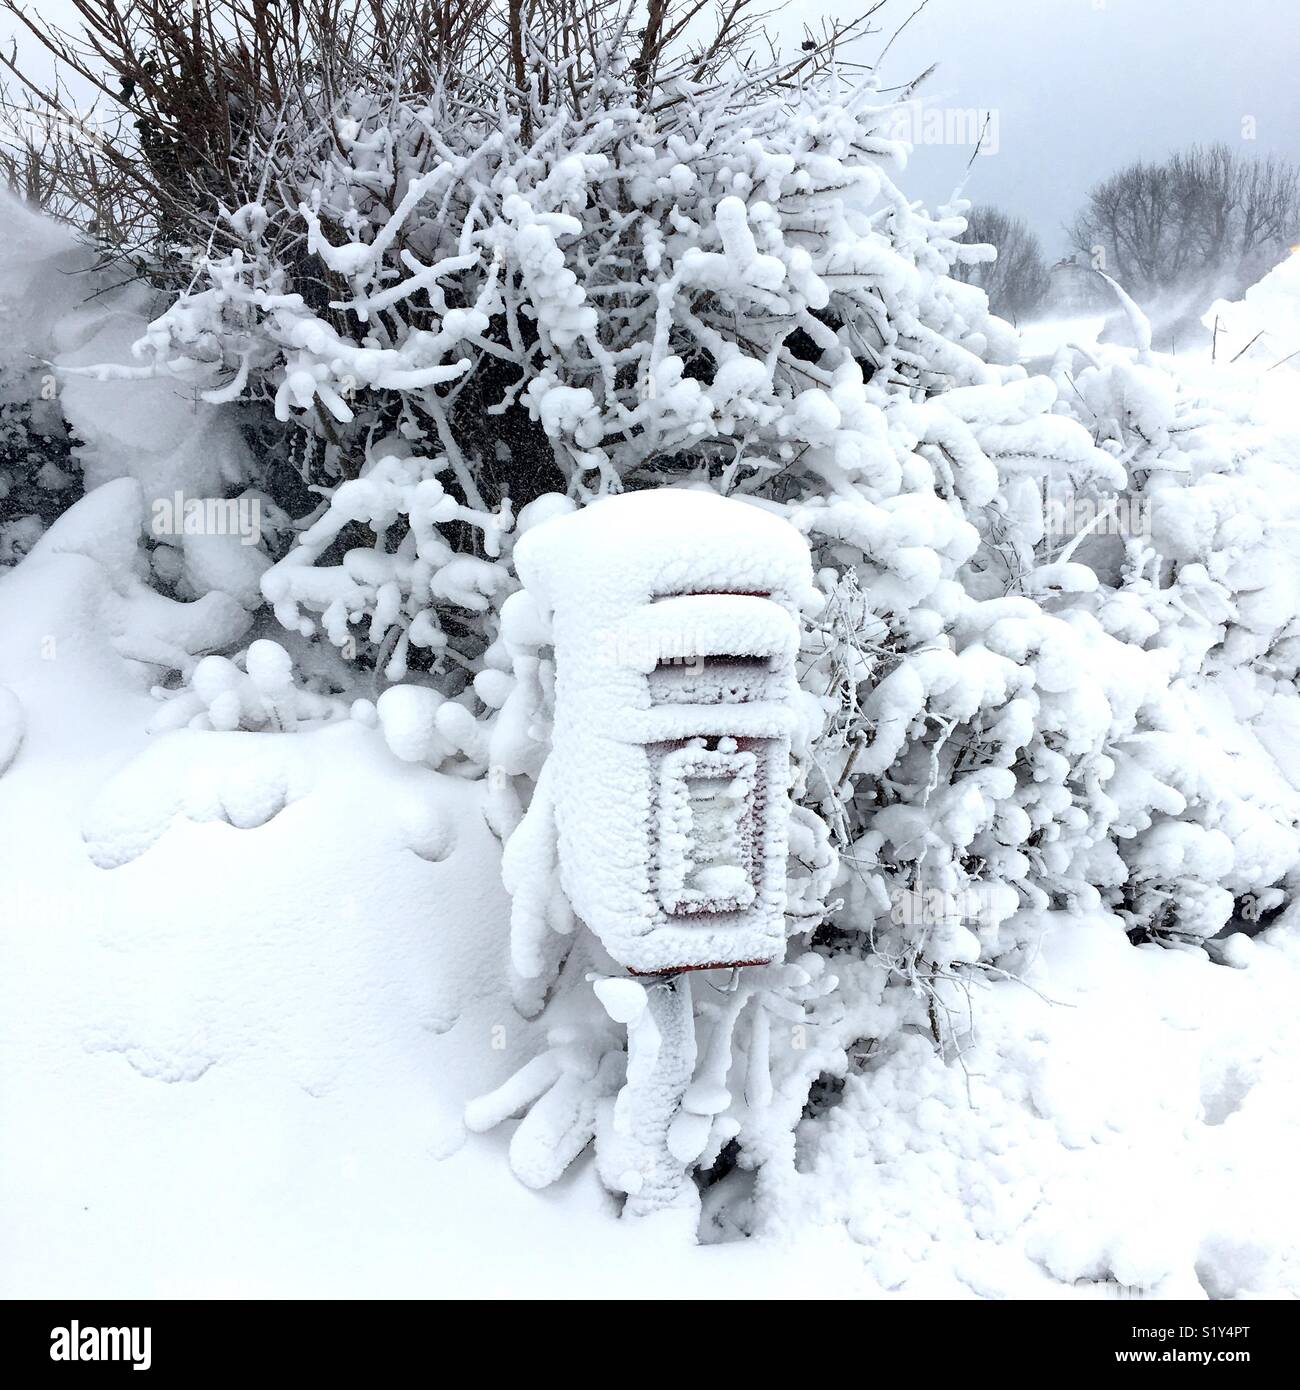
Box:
[647,654,778,707]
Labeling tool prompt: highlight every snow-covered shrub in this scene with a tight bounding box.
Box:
[127,10,1012,683]
[148,640,349,733]
[1039,332,1300,943]
[45,2,1299,1233]
[260,446,514,679]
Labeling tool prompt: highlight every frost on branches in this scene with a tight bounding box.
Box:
[68,5,1300,1236]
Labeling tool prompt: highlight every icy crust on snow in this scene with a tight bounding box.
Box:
[508,490,816,975]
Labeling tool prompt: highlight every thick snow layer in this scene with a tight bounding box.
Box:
[508,490,815,975]
[1205,251,1300,370]
[0,192,267,609]
[0,194,91,376]
[514,487,820,615]
[791,915,1300,1298]
[4,489,1300,1295]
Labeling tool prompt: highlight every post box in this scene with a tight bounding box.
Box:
[512,489,815,976]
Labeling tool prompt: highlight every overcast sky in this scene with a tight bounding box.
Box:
[5,0,1298,254]
[798,0,1300,251]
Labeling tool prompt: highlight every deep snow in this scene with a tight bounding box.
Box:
[2,504,1297,1296]
[4,205,1300,1300]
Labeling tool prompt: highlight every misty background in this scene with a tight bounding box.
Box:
[4,0,1298,340]
[795,0,1300,253]
[8,0,1299,252]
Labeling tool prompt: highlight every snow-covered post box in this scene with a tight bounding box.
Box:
[511,490,815,1216]
[513,488,815,978]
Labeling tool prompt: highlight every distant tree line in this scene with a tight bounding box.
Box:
[949,206,1050,323]
[953,144,1300,324]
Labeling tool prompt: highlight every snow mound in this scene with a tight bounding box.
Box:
[1204,251,1300,368]
[792,912,1300,1298]
[82,729,308,867]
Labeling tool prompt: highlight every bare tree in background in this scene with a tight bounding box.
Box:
[949,205,1050,324]
[1070,144,1300,305]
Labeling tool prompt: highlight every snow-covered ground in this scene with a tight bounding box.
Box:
[3,480,1298,1297]
[1017,314,1110,360]
[4,159,1300,1298]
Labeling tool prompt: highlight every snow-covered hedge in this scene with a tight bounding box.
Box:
[31,5,1300,1232]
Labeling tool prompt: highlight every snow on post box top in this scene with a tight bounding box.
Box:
[513,489,817,976]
